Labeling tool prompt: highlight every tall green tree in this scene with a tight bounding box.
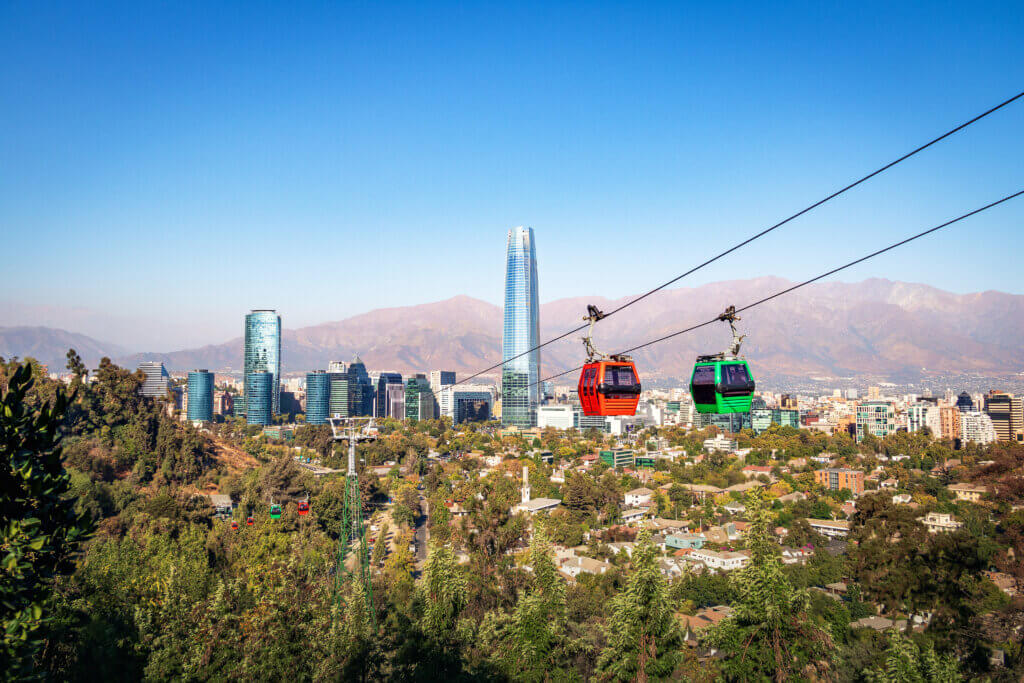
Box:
[703,489,833,681]
[596,529,683,681]
[1,364,94,677]
[863,629,960,683]
[505,525,567,680]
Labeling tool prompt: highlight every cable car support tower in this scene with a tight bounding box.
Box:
[328,417,378,620]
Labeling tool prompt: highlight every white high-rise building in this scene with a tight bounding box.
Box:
[430,370,456,394]
[908,404,943,437]
[961,411,997,445]
[438,384,495,424]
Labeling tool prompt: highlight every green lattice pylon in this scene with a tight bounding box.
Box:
[335,473,374,620]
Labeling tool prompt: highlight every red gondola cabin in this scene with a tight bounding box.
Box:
[231,520,239,530]
[246,516,254,526]
[577,361,641,416]
[298,500,310,516]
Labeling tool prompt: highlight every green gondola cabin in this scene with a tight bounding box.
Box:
[690,356,755,414]
[269,504,282,520]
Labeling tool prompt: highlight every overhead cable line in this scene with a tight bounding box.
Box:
[441,89,1024,393]
[531,188,1024,388]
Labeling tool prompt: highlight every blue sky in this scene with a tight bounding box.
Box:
[1,1,1022,350]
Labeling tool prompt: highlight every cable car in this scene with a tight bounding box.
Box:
[246,516,254,526]
[269,503,282,520]
[297,499,310,516]
[577,305,642,416]
[231,520,239,531]
[690,306,756,414]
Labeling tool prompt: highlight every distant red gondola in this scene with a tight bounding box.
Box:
[298,500,310,516]
[576,305,642,417]
[231,520,239,530]
[246,516,254,526]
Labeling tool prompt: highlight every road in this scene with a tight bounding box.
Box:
[414,492,430,567]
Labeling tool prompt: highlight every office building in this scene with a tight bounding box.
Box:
[814,468,864,495]
[961,411,996,444]
[374,372,403,417]
[138,361,170,398]
[329,374,350,418]
[328,360,347,374]
[246,372,274,426]
[537,405,575,430]
[501,226,540,428]
[600,449,635,469]
[347,356,374,416]
[406,376,435,421]
[439,384,495,424]
[856,401,896,441]
[984,392,1023,441]
[385,382,406,419]
[244,310,281,415]
[955,392,974,412]
[186,369,214,422]
[430,370,456,394]
[305,371,331,425]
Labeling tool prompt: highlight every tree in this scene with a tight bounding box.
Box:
[703,489,834,681]
[863,629,960,682]
[504,525,566,680]
[1,364,94,677]
[596,529,683,681]
[419,542,467,635]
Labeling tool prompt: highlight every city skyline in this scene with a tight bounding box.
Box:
[2,3,1022,350]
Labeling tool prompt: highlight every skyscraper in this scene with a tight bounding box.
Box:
[374,372,403,417]
[430,370,456,394]
[138,361,170,398]
[246,371,274,426]
[347,356,374,416]
[501,226,540,428]
[244,310,281,415]
[186,369,214,422]
[306,370,331,425]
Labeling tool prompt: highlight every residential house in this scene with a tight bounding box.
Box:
[689,549,751,572]
[561,556,611,578]
[918,512,963,533]
[806,518,851,538]
[665,533,706,550]
[947,483,988,503]
[624,487,655,507]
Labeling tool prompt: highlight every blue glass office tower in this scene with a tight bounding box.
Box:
[501,226,540,428]
[306,370,331,425]
[246,372,274,425]
[244,310,281,415]
[187,369,214,422]
[347,356,374,416]
[375,372,403,417]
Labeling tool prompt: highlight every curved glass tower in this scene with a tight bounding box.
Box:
[244,310,281,415]
[502,226,540,427]
[306,370,331,425]
[246,372,274,425]
[186,369,214,422]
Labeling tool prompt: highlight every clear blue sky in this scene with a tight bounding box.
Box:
[1,1,1022,351]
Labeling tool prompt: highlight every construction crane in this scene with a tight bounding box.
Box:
[327,417,378,620]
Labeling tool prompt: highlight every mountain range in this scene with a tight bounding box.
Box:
[3,278,1022,384]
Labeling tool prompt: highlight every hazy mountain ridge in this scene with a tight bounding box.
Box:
[5,279,1022,381]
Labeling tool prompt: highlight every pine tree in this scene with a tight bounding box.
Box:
[419,541,466,635]
[596,529,683,682]
[702,489,834,681]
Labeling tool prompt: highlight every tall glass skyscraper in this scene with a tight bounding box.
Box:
[306,370,331,425]
[246,372,274,426]
[186,369,214,422]
[501,226,540,428]
[374,372,403,417]
[244,310,281,415]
